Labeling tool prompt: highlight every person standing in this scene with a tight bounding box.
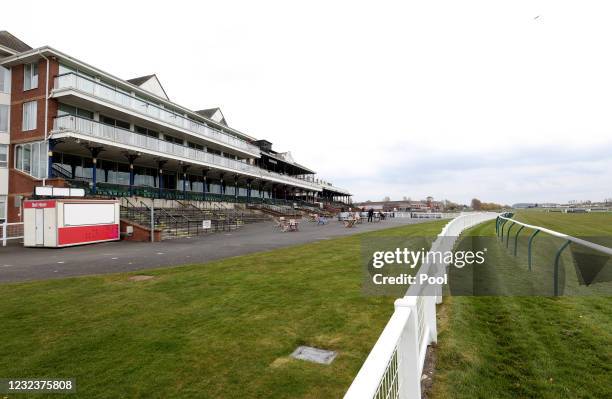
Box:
[368,208,374,222]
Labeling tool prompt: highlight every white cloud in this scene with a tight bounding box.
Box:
[5,0,612,203]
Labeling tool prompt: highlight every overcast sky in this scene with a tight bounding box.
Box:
[5,1,612,204]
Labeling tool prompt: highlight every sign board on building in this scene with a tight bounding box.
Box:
[202,220,212,229]
[35,187,86,197]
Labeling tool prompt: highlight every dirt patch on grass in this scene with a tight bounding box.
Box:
[270,357,292,368]
[128,275,155,282]
[422,298,449,398]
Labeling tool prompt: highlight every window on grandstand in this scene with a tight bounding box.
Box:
[59,63,76,75]
[0,66,10,93]
[58,103,94,120]
[101,115,130,130]
[14,141,47,178]
[22,101,37,131]
[24,63,38,91]
[0,195,6,221]
[0,144,7,167]
[164,135,183,145]
[188,142,204,151]
[135,125,159,138]
[0,104,8,133]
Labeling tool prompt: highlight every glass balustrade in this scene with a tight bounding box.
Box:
[54,73,260,156]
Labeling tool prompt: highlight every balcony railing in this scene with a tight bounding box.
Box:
[321,182,351,195]
[53,73,261,156]
[52,115,321,191]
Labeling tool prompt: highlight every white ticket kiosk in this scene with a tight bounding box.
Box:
[23,199,120,247]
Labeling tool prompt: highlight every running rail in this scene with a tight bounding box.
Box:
[497,215,612,295]
[497,216,612,256]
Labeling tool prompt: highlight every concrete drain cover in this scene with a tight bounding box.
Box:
[291,346,337,365]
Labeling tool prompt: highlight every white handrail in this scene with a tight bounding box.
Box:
[498,216,612,256]
[1,222,24,247]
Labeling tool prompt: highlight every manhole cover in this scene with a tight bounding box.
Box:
[290,346,337,365]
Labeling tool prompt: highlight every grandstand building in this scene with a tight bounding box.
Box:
[0,32,350,224]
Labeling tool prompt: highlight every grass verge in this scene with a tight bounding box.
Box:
[0,220,446,399]
[430,212,612,399]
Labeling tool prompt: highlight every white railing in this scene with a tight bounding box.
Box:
[398,212,460,219]
[345,212,499,399]
[54,73,261,156]
[52,115,321,191]
[2,222,24,246]
[497,215,612,296]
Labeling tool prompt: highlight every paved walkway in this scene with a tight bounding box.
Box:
[0,218,431,284]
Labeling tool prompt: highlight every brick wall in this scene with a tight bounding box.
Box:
[120,219,161,242]
[7,57,61,222]
[6,169,66,222]
[10,58,59,143]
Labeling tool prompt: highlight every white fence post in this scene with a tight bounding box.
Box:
[395,297,421,399]
[2,221,6,247]
[424,295,438,344]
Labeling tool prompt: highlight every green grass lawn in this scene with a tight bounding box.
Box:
[0,220,446,399]
[431,212,612,399]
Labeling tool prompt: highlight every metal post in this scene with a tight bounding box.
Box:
[513,225,525,256]
[234,176,239,202]
[150,206,154,243]
[129,164,134,196]
[47,139,55,179]
[527,229,541,271]
[202,169,209,202]
[499,219,508,240]
[156,160,167,199]
[554,240,571,296]
[506,222,515,248]
[92,158,99,194]
[158,170,163,196]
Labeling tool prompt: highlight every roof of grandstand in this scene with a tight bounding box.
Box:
[196,108,228,126]
[126,74,170,100]
[0,31,32,53]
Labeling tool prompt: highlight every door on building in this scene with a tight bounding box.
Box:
[35,208,44,246]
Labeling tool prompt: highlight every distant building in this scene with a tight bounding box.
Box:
[512,203,536,209]
[354,198,443,212]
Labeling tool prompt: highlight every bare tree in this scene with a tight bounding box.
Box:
[471,198,482,211]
